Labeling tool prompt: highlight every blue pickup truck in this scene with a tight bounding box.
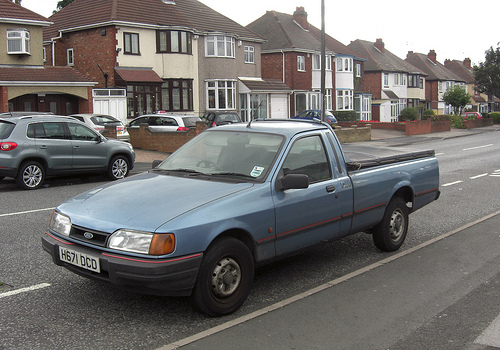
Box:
[42,120,440,316]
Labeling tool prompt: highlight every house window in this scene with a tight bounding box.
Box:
[206,35,235,57]
[7,29,30,54]
[157,30,192,54]
[337,58,343,71]
[420,78,424,89]
[336,90,353,110]
[297,55,305,71]
[161,79,193,111]
[124,32,140,55]
[313,55,332,70]
[43,47,46,62]
[67,48,74,66]
[325,89,332,110]
[356,63,361,77]
[394,73,400,86]
[206,80,236,109]
[244,46,255,63]
[383,73,389,87]
[439,81,443,92]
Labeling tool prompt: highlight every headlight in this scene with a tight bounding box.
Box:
[49,211,72,237]
[108,230,175,255]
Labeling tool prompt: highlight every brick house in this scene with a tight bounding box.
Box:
[246,7,368,118]
[0,0,94,114]
[444,58,490,113]
[348,39,427,122]
[42,0,286,121]
[405,50,465,115]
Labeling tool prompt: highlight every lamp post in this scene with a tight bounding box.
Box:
[320,0,326,122]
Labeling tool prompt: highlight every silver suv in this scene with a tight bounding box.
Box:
[0,115,135,190]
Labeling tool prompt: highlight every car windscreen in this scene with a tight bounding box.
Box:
[182,117,200,127]
[0,120,15,139]
[157,130,285,182]
[91,115,121,126]
[215,114,241,123]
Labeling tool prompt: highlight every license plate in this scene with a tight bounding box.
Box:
[59,246,100,273]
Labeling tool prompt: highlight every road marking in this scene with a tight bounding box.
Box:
[442,181,463,187]
[0,207,55,218]
[463,144,493,151]
[435,152,445,156]
[0,283,51,299]
[157,210,500,350]
[470,173,488,179]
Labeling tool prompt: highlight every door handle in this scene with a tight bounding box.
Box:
[326,185,336,193]
[39,145,47,150]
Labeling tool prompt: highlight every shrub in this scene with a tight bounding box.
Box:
[399,107,419,121]
[449,114,465,128]
[423,109,435,118]
[334,110,357,121]
[489,112,500,124]
[430,114,451,122]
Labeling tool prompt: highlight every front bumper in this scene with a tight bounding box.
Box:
[42,231,203,296]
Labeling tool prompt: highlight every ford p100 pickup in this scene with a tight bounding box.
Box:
[42,119,440,316]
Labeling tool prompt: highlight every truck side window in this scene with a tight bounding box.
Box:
[282,135,332,183]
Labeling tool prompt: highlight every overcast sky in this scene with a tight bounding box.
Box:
[22,0,499,66]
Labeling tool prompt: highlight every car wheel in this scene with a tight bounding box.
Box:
[190,237,254,316]
[16,161,45,190]
[372,196,409,252]
[107,155,129,180]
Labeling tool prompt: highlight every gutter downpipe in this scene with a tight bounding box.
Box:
[51,31,63,66]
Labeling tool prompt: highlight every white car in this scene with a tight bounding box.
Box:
[70,113,130,142]
[127,114,200,131]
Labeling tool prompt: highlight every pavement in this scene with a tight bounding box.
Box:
[142,124,500,350]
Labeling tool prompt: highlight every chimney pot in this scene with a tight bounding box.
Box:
[374,38,385,53]
[428,50,437,63]
[293,7,308,30]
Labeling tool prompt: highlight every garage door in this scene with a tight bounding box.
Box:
[270,94,289,119]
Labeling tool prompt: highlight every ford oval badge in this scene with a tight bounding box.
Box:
[84,232,94,239]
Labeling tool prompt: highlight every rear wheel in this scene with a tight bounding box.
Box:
[107,155,129,180]
[16,161,45,190]
[190,237,254,316]
[372,196,409,252]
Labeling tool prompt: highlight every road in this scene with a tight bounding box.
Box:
[1,128,499,349]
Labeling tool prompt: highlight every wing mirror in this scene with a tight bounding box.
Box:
[276,174,309,191]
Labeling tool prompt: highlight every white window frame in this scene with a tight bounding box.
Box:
[206,80,236,110]
[67,48,74,66]
[336,58,343,71]
[336,90,353,111]
[205,35,235,58]
[297,55,305,72]
[244,45,255,63]
[356,63,361,77]
[383,73,389,88]
[7,29,30,55]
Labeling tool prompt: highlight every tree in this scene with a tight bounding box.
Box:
[54,0,75,13]
[12,0,22,4]
[473,45,500,98]
[443,85,471,115]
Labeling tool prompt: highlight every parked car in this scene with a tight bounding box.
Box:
[42,119,439,316]
[127,114,200,131]
[291,109,338,124]
[460,111,483,119]
[0,115,135,190]
[0,111,54,117]
[202,111,242,127]
[70,113,130,142]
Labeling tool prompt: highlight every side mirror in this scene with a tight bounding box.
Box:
[276,174,309,191]
[152,160,162,168]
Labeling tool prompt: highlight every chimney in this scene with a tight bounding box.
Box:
[428,50,437,63]
[406,51,413,58]
[374,38,385,53]
[293,7,308,30]
[463,57,471,69]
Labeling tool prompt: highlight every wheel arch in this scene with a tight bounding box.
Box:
[107,152,134,170]
[392,185,414,212]
[208,228,256,261]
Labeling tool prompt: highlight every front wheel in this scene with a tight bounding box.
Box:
[107,155,129,180]
[16,161,45,190]
[372,196,409,252]
[190,237,254,316]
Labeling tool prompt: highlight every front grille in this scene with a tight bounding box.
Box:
[69,225,110,247]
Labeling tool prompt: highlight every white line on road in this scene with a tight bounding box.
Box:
[158,211,500,350]
[0,283,51,299]
[442,181,463,187]
[463,144,494,151]
[0,207,55,218]
[470,173,489,179]
[435,152,445,156]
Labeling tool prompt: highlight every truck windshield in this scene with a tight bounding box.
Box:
[157,130,284,181]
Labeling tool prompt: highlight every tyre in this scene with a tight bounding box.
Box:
[16,161,45,190]
[107,155,129,180]
[190,237,254,316]
[372,196,409,252]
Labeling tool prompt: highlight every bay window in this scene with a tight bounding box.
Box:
[207,80,236,109]
[206,36,235,57]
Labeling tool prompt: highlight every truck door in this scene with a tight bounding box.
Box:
[273,134,343,256]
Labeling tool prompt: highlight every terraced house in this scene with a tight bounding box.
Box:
[0,0,94,114]
[43,0,289,121]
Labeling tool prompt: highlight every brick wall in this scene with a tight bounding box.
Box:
[261,53,284,81]
[128,122,208,153]
[362,72,382,99]
[0,86,8,112]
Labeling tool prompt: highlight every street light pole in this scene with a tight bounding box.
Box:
[320,0,326,122]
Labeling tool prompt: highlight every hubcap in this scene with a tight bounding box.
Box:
[23,165,42,188]
[211,257,241,297]
[389,209,405,242]
[112,159,127,178]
